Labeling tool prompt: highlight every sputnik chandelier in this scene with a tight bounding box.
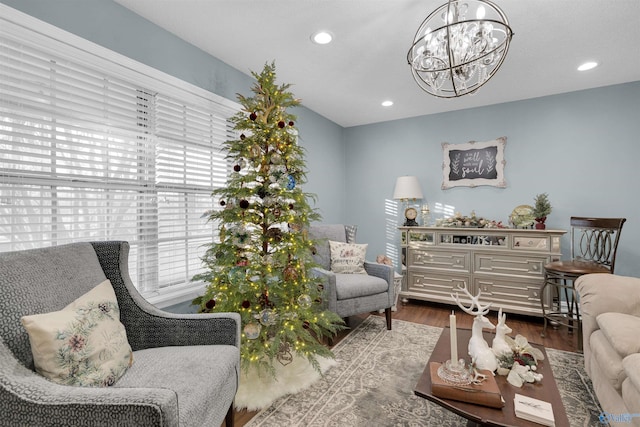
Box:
[407,0,513,98]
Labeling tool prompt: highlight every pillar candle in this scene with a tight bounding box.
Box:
[450,311,458,367]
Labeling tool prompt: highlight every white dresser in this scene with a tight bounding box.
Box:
[399,227,566,316]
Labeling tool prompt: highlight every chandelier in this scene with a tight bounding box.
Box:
[407,0,513,98]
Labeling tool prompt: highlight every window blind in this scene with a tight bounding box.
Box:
[0,7,237,298]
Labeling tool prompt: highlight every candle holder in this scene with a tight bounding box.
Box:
[437,359,472,386]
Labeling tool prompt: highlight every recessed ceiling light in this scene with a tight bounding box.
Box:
[381,100,394,107]
[311,31,333,45]
[577,61,598,71]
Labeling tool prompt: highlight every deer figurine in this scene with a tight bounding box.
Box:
[452,285,498,372]
[492,308,513,358]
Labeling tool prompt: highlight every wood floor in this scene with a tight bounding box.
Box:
[228,299,580,426]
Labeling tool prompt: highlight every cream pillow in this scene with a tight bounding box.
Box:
[329,241,368,274]
[21,279,133,387]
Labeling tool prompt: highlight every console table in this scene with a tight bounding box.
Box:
[399,227,566,317]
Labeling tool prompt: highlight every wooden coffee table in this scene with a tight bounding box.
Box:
[414,328,570,427]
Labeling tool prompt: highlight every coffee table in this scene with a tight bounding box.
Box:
[414,328,570,427]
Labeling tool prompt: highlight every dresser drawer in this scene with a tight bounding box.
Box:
[473,253,547,278]
[473,276,548,316]
[409,248,470,272]
[406,270,470,304]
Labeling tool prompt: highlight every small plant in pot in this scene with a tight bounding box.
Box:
[533,193,552,229]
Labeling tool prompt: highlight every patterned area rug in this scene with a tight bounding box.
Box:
[246,316,604,426]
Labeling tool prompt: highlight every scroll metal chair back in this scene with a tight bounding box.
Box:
[541,217,626,349]
[570,217,626,272]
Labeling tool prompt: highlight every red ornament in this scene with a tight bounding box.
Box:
[242,300,251,309]
[278,121,285,128]
[233,164,241,172]
[249,112,257,121]
[239,199,250,209]
[205,299,216,310]
[288,203,294,210]
[219,200,226,206]
[288,121,294,126]
[240,133,246,140]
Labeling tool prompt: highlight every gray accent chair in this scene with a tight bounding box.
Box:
[0,241,240,427]
[308,224,394,329]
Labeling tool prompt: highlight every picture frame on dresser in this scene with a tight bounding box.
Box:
[442,137,507,189]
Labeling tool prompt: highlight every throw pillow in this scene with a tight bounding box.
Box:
[329,241,368,274]
[21,279,133,387]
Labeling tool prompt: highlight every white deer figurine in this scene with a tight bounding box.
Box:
[452,285,498,372]
[492,308,513,358]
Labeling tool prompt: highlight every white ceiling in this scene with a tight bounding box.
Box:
[114,0,640,128]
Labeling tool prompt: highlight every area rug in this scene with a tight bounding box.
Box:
[246,316,604,426]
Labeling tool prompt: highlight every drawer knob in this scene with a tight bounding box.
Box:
[455,259,461,264]
[532,265,538,271]
[528,240,533,246]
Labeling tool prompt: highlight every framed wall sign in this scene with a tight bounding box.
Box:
[441,137,507,189]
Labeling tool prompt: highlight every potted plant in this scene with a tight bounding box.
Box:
[532,193,552,229]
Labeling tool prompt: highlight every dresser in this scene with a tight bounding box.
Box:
[399,227,566,316]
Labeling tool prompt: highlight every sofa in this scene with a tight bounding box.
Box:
[576,273,640,427]
[0,241,240,427]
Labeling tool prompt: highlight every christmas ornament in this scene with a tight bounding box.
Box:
[249,112,257,121]
[233,164,241,172]
[244,322,261,339]
[270,152,282,164]
[239,199,250,209]
[241,300,251,309]
[288,121,294,126]
[297,294,312,308]
[205,299,216,310]
[283,265,299,281]
[259,309,277,326]
[273,207,281,218]
[250,144,261,158]
[240,133,246,140]
[277,342,293,366]
[286,175,296,190]
[278,120,285,128]
[219,200,226,206]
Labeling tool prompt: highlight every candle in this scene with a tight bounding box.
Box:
[450,310,458,367]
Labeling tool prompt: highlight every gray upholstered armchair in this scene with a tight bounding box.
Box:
[0,241,240,427]
[308,224,394,329]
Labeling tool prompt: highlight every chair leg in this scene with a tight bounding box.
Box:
[385,307,392,330]
[225,401,234,427]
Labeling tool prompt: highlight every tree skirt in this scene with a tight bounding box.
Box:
[246,316,604,426]
[235,352,337,411]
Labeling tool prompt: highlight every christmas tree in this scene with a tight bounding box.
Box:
[194,62,344,375]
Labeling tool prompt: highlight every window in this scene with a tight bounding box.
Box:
[0,6,238,304]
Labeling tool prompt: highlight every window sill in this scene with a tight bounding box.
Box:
[144,282,206,309]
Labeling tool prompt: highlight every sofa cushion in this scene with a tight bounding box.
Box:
[335,273,388,300]
[590,329,626,392]
[308,224,357,270]
[116,345,239,427]
[597,312,640,358]
[21,279,133,387]
[330,241,367,274]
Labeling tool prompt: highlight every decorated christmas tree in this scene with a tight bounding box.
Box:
[194,62,344,375]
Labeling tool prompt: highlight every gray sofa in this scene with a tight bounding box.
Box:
[0,241,240,427]
[576,273,640,427]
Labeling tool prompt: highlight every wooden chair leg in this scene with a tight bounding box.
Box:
[385,307,392,330]
[225,402,234,427]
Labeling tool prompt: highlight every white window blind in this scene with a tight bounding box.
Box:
[0,6,238,300]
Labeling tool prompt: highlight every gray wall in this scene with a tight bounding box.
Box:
[4,1,639,278]
[345,82,640,277]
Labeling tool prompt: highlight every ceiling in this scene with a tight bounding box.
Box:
[114,0,640,128]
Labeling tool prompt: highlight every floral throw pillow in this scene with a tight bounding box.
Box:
[21,279,133,387]
[329,241,368,274]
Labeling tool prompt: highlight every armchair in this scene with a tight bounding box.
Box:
[0,241,240,427]
[308,224,394,329]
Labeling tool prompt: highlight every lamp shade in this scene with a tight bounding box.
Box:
[393,176,423,200]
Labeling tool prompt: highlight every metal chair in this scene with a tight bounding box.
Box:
[540,217,626,348]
